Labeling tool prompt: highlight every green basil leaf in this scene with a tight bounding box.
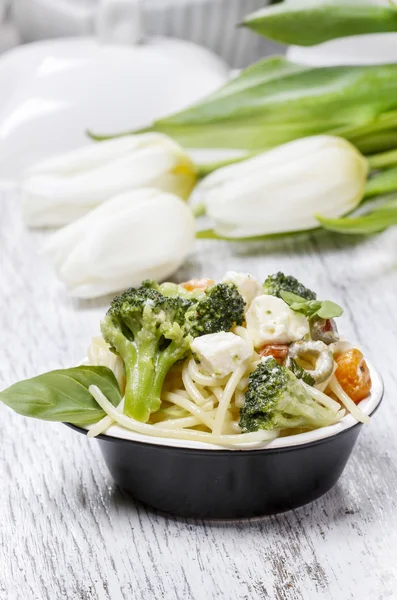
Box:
[280,291,309,307]
[280,291,318,317]
[281,291,343,320]
[316,300,344,320]
[0,366,121,426]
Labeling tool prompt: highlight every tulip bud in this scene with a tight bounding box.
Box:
[41,188,196,298]
[197,136,368,238]
[21,133,196,227]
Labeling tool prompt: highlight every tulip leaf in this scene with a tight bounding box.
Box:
[365,167,397,198]
[91,58,397,155]
[0,366,122,425]
[242,1,397,47]
[368,148,397,170]
[316,208,397,234]
[196,227,316,241]
[139,58,397,154]
[280,291,343,320]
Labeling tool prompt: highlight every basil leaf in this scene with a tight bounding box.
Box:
[279,291,313,308]
[316,300,344,319]
[280,291,319,317]
[280,291,343,320]
[0,365,121,425]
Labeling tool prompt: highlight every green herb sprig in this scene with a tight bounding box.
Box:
[0,366,121,425]
[280,291,343,320]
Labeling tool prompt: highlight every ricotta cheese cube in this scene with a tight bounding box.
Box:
[191,332,252,377]
[246,295,309,347]
[222,271,261,307]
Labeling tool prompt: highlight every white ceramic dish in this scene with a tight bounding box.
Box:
[0,36,228,182]
[82,361,383,451]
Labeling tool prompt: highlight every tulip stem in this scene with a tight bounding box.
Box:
[364,166,397,198]
[195,153,254,178]
[196,228,315,241]
[196,228,221,239]
[367,147,397,170]
[192,202,206,218]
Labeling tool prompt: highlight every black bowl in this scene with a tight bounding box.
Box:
[67,368,383,519]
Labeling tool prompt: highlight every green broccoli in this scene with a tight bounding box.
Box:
[101,285,193,422]
[286,357,316,386]
[185,283,245,337]
[142,279,204,301]
[239,357,336,433]
[101,282,245,422]
[263,272,316,300]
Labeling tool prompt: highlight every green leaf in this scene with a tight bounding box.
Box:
[368,147,397,170]
[0,366,122,425]
[196,227,316,241]
[92,58,397,155]
[316,208,397,234]
[280,291,343,320]
[316,300,344,319]
[365,167,397,199]
[242,1,397,47]
[279,291,313,308]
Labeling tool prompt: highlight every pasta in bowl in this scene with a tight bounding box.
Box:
[0,271,383,517]
[82,271,376,449]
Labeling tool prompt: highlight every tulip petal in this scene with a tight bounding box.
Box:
[42,188,196,298]
[22,134,196,227]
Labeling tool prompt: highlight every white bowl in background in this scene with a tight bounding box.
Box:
[0,35,228,183]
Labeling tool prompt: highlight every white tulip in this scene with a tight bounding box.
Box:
[21,133,196,227]
[41,188,196,298]
[197,136,369,238]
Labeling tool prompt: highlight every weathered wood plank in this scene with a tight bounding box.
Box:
[1,191,396,600]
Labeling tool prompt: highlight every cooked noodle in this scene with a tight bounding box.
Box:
[89,385,278,447]
[329,376,369,424]
[212,363,248,435]
[86,323,371,446]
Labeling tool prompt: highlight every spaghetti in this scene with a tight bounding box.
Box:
[85,272,372,447]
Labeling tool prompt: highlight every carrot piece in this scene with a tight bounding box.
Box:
[335,348,372,403]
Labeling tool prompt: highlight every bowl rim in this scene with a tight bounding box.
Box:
[67,361,383,454]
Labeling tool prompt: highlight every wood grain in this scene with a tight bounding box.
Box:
[1,189,397,600]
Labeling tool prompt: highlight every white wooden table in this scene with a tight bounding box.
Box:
[1,189,397,600]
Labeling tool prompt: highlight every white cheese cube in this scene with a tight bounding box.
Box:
[222,271,261,307]
[191,332,252,377]
[246,295,309,347]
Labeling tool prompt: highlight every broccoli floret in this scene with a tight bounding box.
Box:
[100,282,245,423]
[286,357,316,386]
[263,272,316,301]
[101,285,193,422]
[239,357,336,432]
[185,283,245,338]
[142,279,204,301]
